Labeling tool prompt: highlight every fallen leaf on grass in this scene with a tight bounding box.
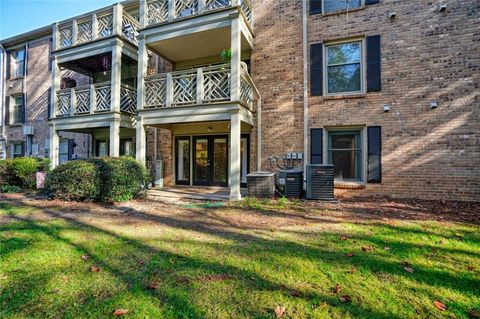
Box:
[402,261,412,267]
[90,265,101,273]
[433,300,447,311]
[349,267,357,273]
[333,284,341,294]
[81,255,90,261]
[274,306,286,318]
[467,266,475,271]
[346,253,354,257]
[148,282,159,289]
[340,235,349,241]
[339,295,352,303]
[468,309,480,318]
[403,267,414,273]
[361,246,374,252]
[384,246,391,251]
[113,309,129,316]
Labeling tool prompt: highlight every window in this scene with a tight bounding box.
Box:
[96,140,109,157]
[12,96,25,124]
[327,130,363,182]
[120,139,134,156]
[13,49,25,78]
[12,142,23,158]
[324,0,363,14]
[325,40,363,95]
[59,139,69,164]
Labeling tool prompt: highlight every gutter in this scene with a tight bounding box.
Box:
[302,0,309,177]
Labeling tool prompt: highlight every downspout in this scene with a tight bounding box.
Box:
[0,44,7,157]
[302,0,309,178]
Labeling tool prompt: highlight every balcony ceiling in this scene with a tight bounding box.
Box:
[60,53,137,76]
[148,27,252,63]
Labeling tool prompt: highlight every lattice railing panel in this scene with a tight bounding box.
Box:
[122,13,139,45]
[240,0,253,24]
[74,87,91,114]
[120,86,137,114]
[173,72,197,105]
[205,0,231,11]
[95,84,111,112]
[56,90,71,116]
[97,14,113,38]
[203,68,230,102]
[58,25,73,48]
[240,74,254,109]
[174,0,198,18]
[145,76,167,108]
[77,20,93,44]
[147,0,168,25]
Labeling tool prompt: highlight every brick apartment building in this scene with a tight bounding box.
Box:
[0,0,478,201]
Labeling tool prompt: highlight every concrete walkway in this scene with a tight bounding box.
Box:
[147,186,248,202]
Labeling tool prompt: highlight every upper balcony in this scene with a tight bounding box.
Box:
[52,4,140,55]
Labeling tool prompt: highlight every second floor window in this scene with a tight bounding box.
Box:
[325,40,363,95]
[13,96,25,124]
[324,0,363,14]
[13,49,25,78]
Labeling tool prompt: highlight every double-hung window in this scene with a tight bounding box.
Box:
[12,96,25,124]
[12,143,23,158]
[13,49,25,78]
[327,130,363,182]
[325,40,363,95]
[324,0,363,14]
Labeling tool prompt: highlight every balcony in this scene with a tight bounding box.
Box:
[145,0,253,27]
[55,83,137,117]
[143,63,255,111]
[54,5,139,51]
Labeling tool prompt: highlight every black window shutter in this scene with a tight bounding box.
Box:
[310,43,323,96]
[310,0,322,15]
[48,39,52,71]
[47,88,52,118]
[365,0,380,4]
[23,46,27,76]
[68,139,75,160]
[21,141,26,157]
[366,35,381,92]
[22,93,26,124]
[367,126,382,183]
[4,97,10,126]
[310,128,323,164]
[6,51,11,79]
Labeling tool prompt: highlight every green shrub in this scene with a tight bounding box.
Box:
[0,157,50,190]
[1,184,21,193]
[90,157,150,202]
[45,160,100,201]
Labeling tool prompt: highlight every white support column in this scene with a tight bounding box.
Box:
[231,0,239,6]
[166,73,173,107]
[92,13,98,40]
[72,20,78,46]
[198,0,206,14]
[70,88,76,116]
[196,68,204,105]
[52,23,58,51]
[168,0,175,21]
[109,119,120,157]
[230,17,241,101]
[113,4,123,37]
[49,125,59,168]
[257,97,262,171]
[50,56,60,118]
[137,37,148,111]
[111,43,122,113]
[89,84,96,114]
[139,0,147,28]
[136,117,147,166]
[229,110,241,201]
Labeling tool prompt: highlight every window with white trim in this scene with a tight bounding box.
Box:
[13,48,25,78]
[12,142,23,158]
[325,40,364,95]
[327,130,363,182]
[324,0,363,14]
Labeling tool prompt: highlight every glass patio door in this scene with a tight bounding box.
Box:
[192,135,228,187]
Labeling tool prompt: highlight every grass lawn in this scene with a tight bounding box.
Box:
[0,193,479,319]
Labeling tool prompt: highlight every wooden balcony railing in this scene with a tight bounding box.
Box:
[144,63,256,110]
[55,6,139,50]
[55,82,137,117]
[146,0,253,27]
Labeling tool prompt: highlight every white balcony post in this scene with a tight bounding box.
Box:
[89,84,96,114]
[139,0,147,28]
[109,119,120,157]
[52,23,58,51]
[92,13,98,40]
[168,0,175,21]
[232,0,240,6]
[113,4,123,37]
[196,68,204,105]
[111,43,122,113]
[230,17,241,101]
[137,37,148,111]
[70,88,76,116]
[136,117,146,166]
[72,20,78,45]
[198,0,206,14]
[166,73,173,107]
[50,56,60,118]
[49,125,59,169]
[229,110,241,200]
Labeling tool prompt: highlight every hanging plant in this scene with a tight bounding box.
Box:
[220,48,232,63]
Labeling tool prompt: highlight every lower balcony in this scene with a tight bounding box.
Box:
[142,63,256,116]
[55,82,137,117]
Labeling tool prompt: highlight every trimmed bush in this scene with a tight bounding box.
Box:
[45,160,100,201]
[0,157,50,190]
[45,157,149,202]
[90,157,150,202]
